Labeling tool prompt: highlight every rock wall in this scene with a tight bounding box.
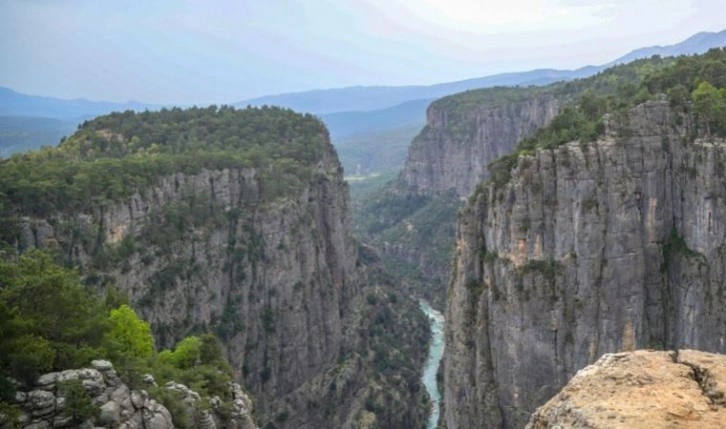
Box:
[400,93,559,197]
[526,349,726,428]
[11,360,257,429]
[356,91,559,311]
[444,101,726,428]
[13,133,431,428]
[12,139,366,427]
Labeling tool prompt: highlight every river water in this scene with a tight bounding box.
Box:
[420,301,445,429]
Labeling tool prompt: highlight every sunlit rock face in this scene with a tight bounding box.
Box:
[527,349,726,429]
[400,93,559,198]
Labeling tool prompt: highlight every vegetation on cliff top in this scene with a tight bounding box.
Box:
[484,48,726,188]
[0,106,332,219]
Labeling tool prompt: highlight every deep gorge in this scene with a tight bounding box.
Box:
[3,47,726,429]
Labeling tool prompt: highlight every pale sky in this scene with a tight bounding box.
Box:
[1,0,724,104]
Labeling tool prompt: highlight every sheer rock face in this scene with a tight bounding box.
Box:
[399,94,560,197]
[376,94,559,310]
[526,349,726,429]
[14,360,258,429]
[14,138,362,425]
[444,101,726,428]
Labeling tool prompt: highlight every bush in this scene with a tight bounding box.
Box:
[5,335,55,386]
[0,401,20,429]
[58,379,100,423]
[152,388,191,429]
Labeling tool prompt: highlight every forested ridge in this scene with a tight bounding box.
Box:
[0,106,339,427]
[0,106,332,219]
[486,48,726,188]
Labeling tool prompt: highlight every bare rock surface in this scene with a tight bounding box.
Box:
[527,349,726,428]
[10,361,258,429]
[400,91,560,197]
[444,101,726,428]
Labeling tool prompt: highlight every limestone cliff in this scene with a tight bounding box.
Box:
[16,148,358,422]
[400,91,560,197]
[3,108,429,428]
[355,89,561,310]
[444,100,726,428]
[527,349,726,428]
[360,59,680,310]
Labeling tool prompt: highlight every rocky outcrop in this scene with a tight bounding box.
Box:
[400,91,559,197]
[9,360,257,429]
[527,349,726,428]
[444,101,726,428]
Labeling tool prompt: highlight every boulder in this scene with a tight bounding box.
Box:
[90,360,114,372]
[27,390,56,418]
[98,401,121,426]
[527,350,726,429]
[130,390,147,410]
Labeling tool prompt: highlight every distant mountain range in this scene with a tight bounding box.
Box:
[237,68,593,115]
[0,86,154,120]
[321,98,433,139]
[0,116,78,158]
[2,28,725,170]
[237,29,726,115]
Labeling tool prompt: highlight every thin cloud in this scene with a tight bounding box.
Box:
[1,0,724,103]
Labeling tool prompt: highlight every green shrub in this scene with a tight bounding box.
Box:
[58,379,100,423]
[0,402,20,429]
[152,388,190,429]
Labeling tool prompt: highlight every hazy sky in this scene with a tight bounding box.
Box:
[1,0,724,104]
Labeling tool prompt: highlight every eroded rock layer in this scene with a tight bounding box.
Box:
[400,91,559,197]
[14,360,257,429]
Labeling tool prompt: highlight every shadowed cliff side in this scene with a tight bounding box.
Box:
[355,56,678,310]
[0,106,430,429]
[445,48,726,429]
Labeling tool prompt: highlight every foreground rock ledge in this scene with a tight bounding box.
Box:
[527,350,726,429]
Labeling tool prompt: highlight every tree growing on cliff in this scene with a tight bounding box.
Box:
[104,304,154,360]
[103,304,154,384]
[158,335,201,369]
[692,81,726,137]
[0,251,106,384]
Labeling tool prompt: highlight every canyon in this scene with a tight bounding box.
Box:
[3,47,726,429]
[1,108,429,429]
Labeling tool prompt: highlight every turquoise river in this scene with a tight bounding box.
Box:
[420,301,445,429]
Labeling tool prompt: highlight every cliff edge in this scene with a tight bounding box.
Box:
[527,349,726,428]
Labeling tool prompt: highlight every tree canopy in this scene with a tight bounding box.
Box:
[0,251,236,425]
[0,106,333,220]
[486,48,726,187]
[104,304,155,363]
